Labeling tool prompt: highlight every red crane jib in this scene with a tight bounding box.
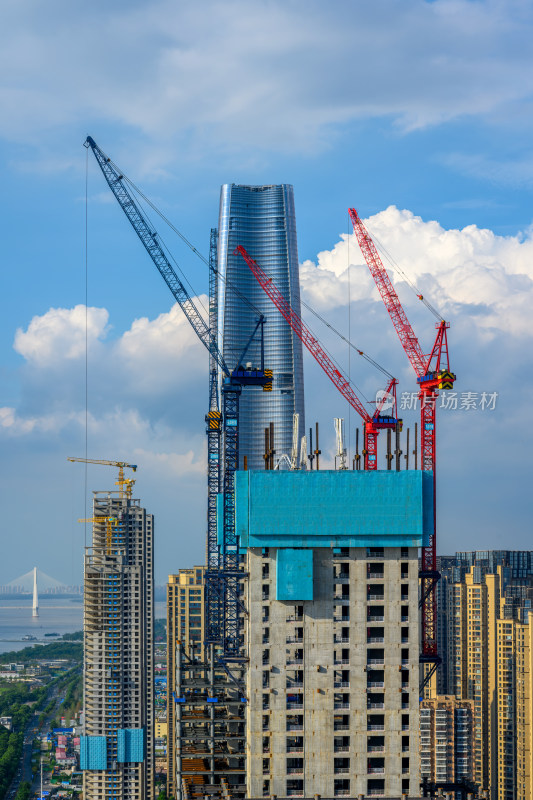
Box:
[348,208,456,663]
[235,245,398,471]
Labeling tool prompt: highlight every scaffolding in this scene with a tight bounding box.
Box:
[174,643,246,800]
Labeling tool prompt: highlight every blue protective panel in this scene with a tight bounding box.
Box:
[117,728,145,763]
[236,470,432,550]
[80,736,107,770]
[276,548,313,601]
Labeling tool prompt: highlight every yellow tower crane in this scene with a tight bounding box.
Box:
[77,515,120,555]
[67,458,137,499]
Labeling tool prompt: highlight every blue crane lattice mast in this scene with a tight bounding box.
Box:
[85,136,269,664]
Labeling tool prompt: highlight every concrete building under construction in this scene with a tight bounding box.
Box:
[81,487,154,800]
[170,466,432,799]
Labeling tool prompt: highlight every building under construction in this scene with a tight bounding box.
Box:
[80,475,154,800]
[168,466,432,799]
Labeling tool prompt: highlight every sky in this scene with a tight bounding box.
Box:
[1,0,532,586]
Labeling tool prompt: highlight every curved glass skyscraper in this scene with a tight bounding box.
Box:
[217,184,305,470]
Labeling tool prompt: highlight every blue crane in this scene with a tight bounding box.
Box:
[85,136,270,662]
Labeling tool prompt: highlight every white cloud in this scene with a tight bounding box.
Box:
[300,206,533,337]
[1,1,533,160]
[14,305,109,366]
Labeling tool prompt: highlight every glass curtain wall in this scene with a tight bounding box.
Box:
[217,184,305,470]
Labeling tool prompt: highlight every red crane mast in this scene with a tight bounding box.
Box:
[348,208,456,679]
[235,245,399,469]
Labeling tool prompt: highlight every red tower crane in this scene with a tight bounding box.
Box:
[235,245,399,469]
[348,208,456,681]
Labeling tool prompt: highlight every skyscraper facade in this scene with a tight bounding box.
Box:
[166,567,206,798]
[217,184,305,470]
[81,489,154,800]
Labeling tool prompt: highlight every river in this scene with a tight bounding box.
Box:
[0,597,166,655]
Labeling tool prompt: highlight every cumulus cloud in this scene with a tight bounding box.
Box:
[300,206,533,337]
[14,305,109,366]
[1,1,533,159]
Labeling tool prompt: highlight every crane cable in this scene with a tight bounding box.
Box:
[362,220,444,322]
[300,298,394,381]
[123,164,395,391]
[91,145,395,394]
[99,152,265,319]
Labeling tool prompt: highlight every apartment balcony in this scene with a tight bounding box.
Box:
[367,767,385,774]
[334,682,350,688]
[367,573,384,580]
[367,682,384,689]
[334,659,350,665]
[367,595,384,602]
[367,637,384,643]
[286,637,304,644]
[333,637,349,644]
[333,594,350,602]
[286,724,303,731]
[368,615,384,622]
[334,767,350,774]
[333,616,350,623]
[368,746,385,752]
[367,659,384,665]
[367,725,385,731]
[287,767,303,774]
[334,724,349,731]
[334,703,350,710]
[286,746,303,753]
[334,746,349,752]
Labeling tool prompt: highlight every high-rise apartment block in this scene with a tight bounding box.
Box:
[446,568,499,793]
[420,696,474,785]
[166,567,206,798]
[81,490,154,800]
[216,183,305,470]
[237,468,431,798]
[438,554,533,800]
[496,607,533,800]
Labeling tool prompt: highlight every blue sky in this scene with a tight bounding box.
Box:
[1,0,532,585]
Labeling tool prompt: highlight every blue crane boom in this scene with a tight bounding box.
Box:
[85,136,269,667]
[84,136,230,378]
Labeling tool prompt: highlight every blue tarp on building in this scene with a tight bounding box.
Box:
[235,469,432,550]
[117,728,145,763]
[276,548,313,601]
[79,736,107,770]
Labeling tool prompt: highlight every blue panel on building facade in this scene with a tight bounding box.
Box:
[236,470,432,549]
[117,728,145,763]
[80,735,107,770]
[276,548,313,601]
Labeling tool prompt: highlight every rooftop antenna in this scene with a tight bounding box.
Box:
[290,414,299,470]
[299,435,308,470]
[334,418,348,470]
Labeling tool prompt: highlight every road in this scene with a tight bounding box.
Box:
[6,685,61,800]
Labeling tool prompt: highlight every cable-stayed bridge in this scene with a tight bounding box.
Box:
[1,568,80,594]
